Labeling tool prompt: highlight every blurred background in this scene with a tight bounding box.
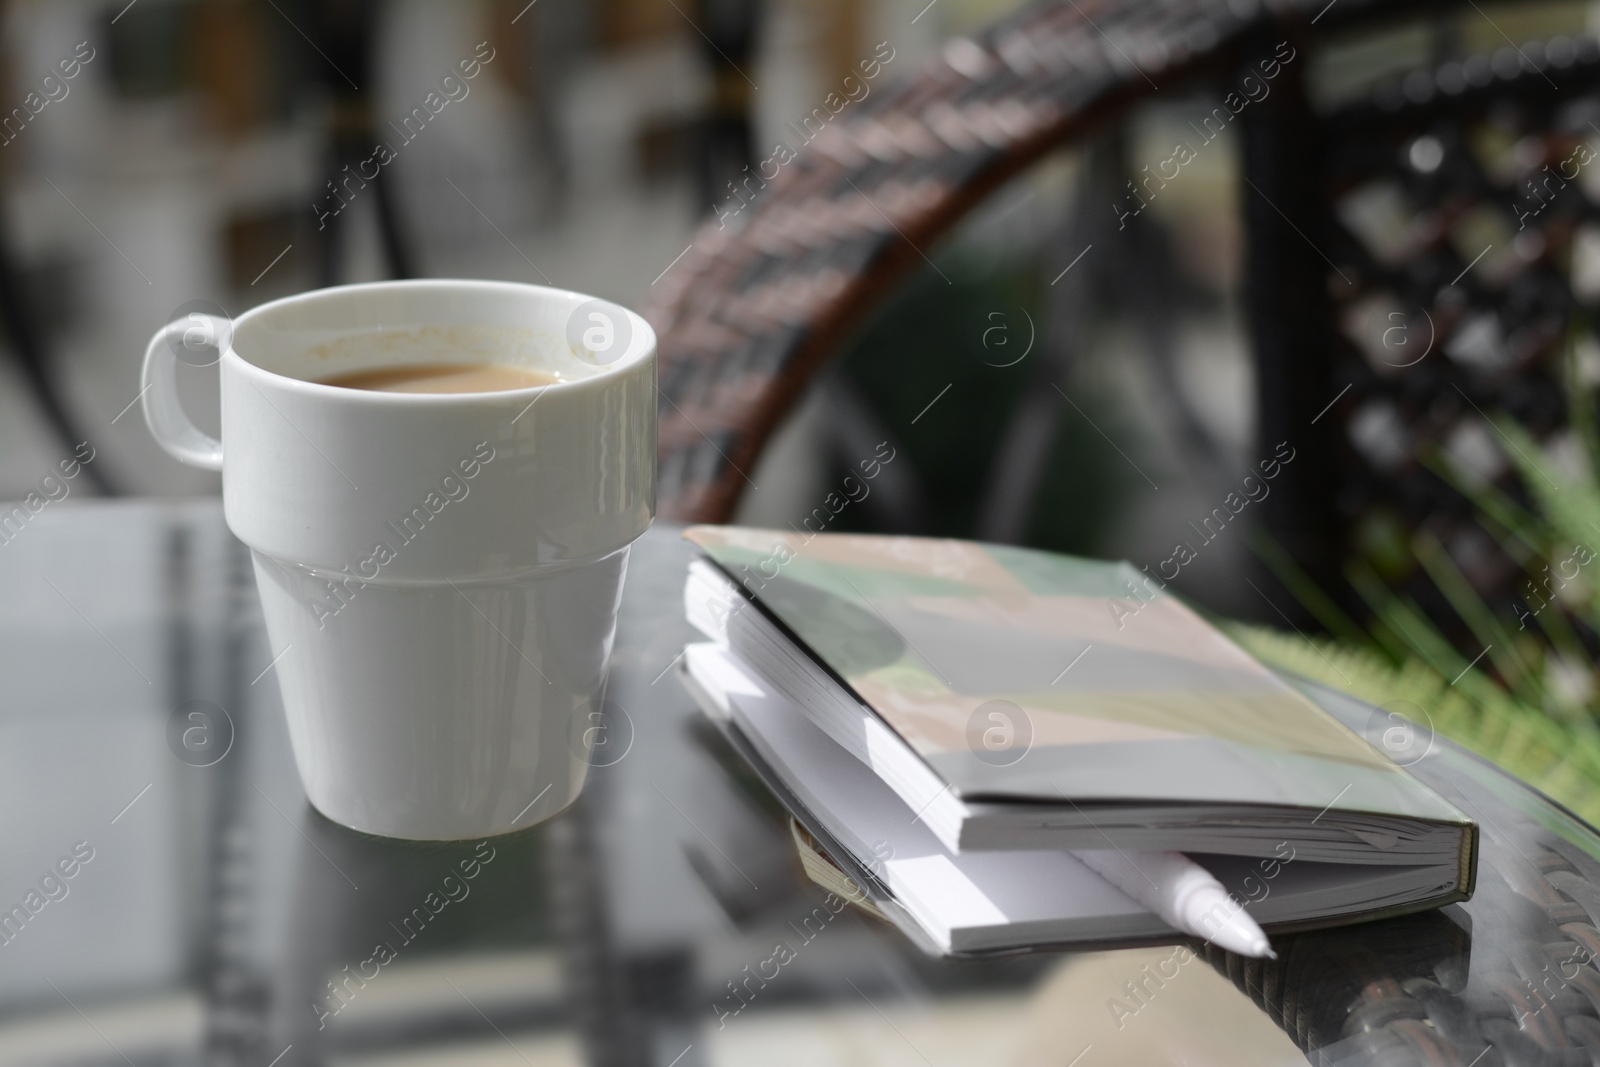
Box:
[13,2,1600,1065]
[0,0,1312,619]
[10,0,1600,636]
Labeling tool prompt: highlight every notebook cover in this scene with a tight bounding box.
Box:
[684,526,1468,828]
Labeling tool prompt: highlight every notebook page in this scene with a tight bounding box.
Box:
[686,644,1149,945]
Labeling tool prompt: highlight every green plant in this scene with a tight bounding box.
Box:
[1235,375,1600,822]
[1227,620,1600,824]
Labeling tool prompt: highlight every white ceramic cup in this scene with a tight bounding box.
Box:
[141,280,656,839]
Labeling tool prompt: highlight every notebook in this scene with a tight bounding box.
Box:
[680,526,1476,943]
[680,641,1471,955]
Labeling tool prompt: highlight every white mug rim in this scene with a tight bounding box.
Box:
[219,278,656,405]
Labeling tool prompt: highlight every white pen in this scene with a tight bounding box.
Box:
[1073,848,1276,959]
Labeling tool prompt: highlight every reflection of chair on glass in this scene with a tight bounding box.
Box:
[643,0,1600,1060]
[264,808,551,1067]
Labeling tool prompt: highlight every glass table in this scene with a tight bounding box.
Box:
[3,501,1600,1067]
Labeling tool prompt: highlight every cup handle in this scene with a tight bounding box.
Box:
[141,313,228,471]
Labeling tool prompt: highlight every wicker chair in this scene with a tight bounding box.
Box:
[645,0,1600,625]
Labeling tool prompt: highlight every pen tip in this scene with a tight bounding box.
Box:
[1262,945,1278,960]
